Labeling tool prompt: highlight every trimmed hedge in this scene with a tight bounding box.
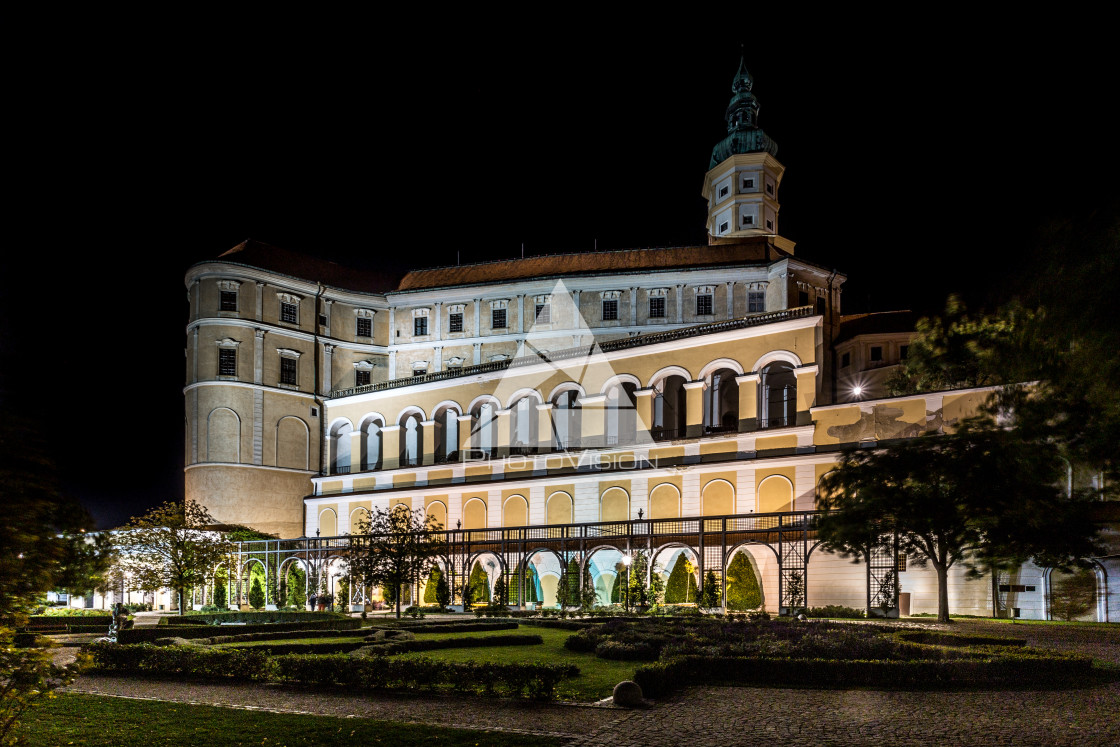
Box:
[187,628,370,646]
[87,642,271,681]
[227,641,367,656]
[518,619,599,631]
[633,652,1094,698]
[381,621,520,634]
[358,633,543,656]
[119,618,360,644]
[895,631,1027,648]
[273,654,577,699]
[161,611,346,626]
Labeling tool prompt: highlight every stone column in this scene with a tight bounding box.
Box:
[675,284,684,323]
[381,425,401,471]
[726,281,734,317]
[578,394,606,448]
[474,299,481,336]
[433,302,442,340]
[253,329,265,385]
[629,287,638,325]
[322,299,333,332]
[794,365,819,426]
[634,388,655,437]
[683,380,706,438]
[349,430,364,473]
[421,420,437,466]
[535,403,554,454]
[388,306,396,338]
[516,294,525,333]
[255,282,264,321]
[388,350,397,380]
[735,373,760,431]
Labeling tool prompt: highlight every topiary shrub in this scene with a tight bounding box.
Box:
[725,551,762,611]
[248,578,265,610]
[663,555,699,604]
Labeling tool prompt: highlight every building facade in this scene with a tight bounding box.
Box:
[181,62,1115,621]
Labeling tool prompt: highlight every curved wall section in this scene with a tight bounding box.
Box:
[186,464,309,538]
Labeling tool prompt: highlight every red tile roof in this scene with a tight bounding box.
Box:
[213,240,400,293]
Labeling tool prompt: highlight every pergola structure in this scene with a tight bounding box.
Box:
[216,509,901,615]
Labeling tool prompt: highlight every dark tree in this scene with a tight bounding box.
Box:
[248,577,265,610]
[349,505,442,619]
[700,570,721,609]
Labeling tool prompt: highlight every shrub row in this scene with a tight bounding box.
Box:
[227,641,367,656]
[358,633,543,656]
[384,621,520,634]
[894,630,1027,648]
[803,605,866,619]
[518,619,599,631]
[120,618,359,644]
[186,628,370,645]
[162,611,346,626]
[633,652,1094,698]
[272,654,577,699]
[87,642,271,680]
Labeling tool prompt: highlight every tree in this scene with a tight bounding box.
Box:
[664,555,699,604]
[1049,568,1097,621]
[248,577,265,610]
[349,505,442,619]
[284,564,306,609]
[434,570,451,608]
[114,498,231,615]
[725,551,762,611]
[492,575,508,607]
[523,566,538,605]
[579,562,598,611]
[556,558,580,608]
[818,424,1102,623]
[649,565,665,605]
[423,566,442,604]
[213,577,227,609]
[627,552,649,608]
[466,562,490,606]
[700,570,721,609]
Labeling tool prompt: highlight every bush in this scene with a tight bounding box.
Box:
[163,611,346,626]
[87,642,271,681]
[383,621,518,634]
[119,618,360,644]
[594,640,658,661]
[360,634,543,656]
[804,605,866,619]
[519,618,599,631]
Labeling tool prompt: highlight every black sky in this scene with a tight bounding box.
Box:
[3,24,1116,529]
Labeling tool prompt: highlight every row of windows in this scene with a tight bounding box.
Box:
[217,351,298,385]
[716,176,772,198]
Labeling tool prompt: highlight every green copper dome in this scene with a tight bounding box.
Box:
[709,58,778,168]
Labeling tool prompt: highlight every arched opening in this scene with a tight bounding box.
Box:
[275,416,309,470]
[605,382,638,446]
[510,396,538,454]
[399,413,421,467]
[207,407,241,463]
[653,547,700,606]
[759,362,796,429]
[318,508,337,536]
[725,548,766,611]
[360,416,383,471]
[652,375,687,440]
[1048,565,1104,622]
[329,421,352,474]
[471,401,496,456]
[425,500,447,530]
[704,367,739,433]
[551,390,581,451]
[432,405,460,463]
[463,497,488,532]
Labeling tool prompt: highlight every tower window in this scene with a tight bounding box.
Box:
[649,297,665,318]
[492,308,507,329]
[765,219,773,230]
[602,299,618,320]
[816,297,826,315]
[742,215,753,225]
[742,177,754,189]
[748,290,765,313]
[280,302,298,324]
[220,291,238,312]
[218,348,236,377]
[414,316,428,336]
[870,346,883,362]
[535,303,551,324]
[841,352,851,368]
[280,357,297,386]
[356,317,372,337]
[719,221,729,233]
[356,370,371,387]
[319,314,328,328]
[448,312,463,333]
[718,185,729,198]
[766,183,774,195]
[696,294,713,316]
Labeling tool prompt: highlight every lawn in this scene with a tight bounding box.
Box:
[394,627,636,701]
[14,693,563,746]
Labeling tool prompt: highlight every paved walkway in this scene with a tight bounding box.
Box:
[56,620,1120,746]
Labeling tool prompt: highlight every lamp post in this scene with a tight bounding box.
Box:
[622,554,632,612]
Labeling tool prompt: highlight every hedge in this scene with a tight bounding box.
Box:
[382,621,520,634]
[161,611,346,626]
[894,631,1027,648]
[187,628,370,646]
[87,642,271,681]
[518,619,599,631]
[225,641,367,656]
[357,633,543,656]
[272,654,577,699]
[119,618,360,644]
[633,652,1094,698]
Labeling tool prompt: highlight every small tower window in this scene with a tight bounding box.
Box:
[870,346,883,362]
[356,317,372,337]
[719,221,729,233]
[696,294,713,316]
[840,352,851,368]
[220,291,238,312]
[742,177,754,190]
[742,215,753,225]
[719,185,729,198]
[414,316,428,336]
[492,308,507,329]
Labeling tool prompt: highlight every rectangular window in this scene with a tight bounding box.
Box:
[897,555,907,573]
[491,308,507,329]
[448,312,463,333]
[742,214,753,225]
[356,317,372,337]
[747,291,764,312]
[280,302,298,324]
[765,219,773,230]
[719,221,729,233]
[218,349,236,377]
[318,314,328,328]
[414,316,428,336]
[841,352,851,368]
[535,303,551,324]
[766,183,774,195]
[649,297,665,318]
[816,297,826,315]
[718,185,729,198]
[602,299,618,320]
[219,291,237,312]
[900,344,909,360]
[280,357,297,386]
[355,370,371,387]
[411,370,425,378]
[742,177,754,189]
[798,291,810,307]
[696,294,713,316]
[870,346,883,362]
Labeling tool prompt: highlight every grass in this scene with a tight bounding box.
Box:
[395,627,635,701]
[14,693,563,746]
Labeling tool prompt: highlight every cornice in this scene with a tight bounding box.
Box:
[183,379,318,400]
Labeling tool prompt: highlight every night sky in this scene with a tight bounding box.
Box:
[2,26,1115,529]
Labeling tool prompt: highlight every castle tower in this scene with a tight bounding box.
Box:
[702,59,787,245]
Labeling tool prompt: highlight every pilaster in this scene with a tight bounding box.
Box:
[735,373,760,431]
[683,381,706,438]
[381,425,401,470]
[578,394,606,449]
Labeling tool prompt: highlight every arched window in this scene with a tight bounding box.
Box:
[510,397,537,453]
[329,421,352,474]
[652,375,687,440]
[759,363,796,429]
[704,368,739,433]
[605,382,638,446]
[471,402,496,456]
[360,418,383,471]
[551,390,581,451]
[400,414,421,467]
[432,406,460,463]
